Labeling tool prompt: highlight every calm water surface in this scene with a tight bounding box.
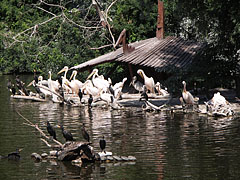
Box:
[1,75,240,180]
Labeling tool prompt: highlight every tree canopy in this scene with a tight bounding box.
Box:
[0,0,239,90]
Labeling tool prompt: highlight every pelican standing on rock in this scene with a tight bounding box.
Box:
[182,81,194,105]
[137,69,155,93]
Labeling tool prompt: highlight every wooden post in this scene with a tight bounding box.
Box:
[156,0,164,39]
[128,63,134,80]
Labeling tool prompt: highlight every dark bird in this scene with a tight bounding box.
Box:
[7,148,22,160]
[99,136,106,153]
[60,125,74,141]
[47,121,57,140]
[81,123,90,142]
[33,70,38,84]
[88,94,93,107]
[11,84,16,96]
[7,79,12,91]
[78,89,83,102]
[16,75,29,96]
[109,84,114,95]
[140,85,148,101]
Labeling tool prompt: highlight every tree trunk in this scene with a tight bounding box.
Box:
[235,76,240,98]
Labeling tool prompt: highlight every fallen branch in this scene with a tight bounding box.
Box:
[16,110,63,147]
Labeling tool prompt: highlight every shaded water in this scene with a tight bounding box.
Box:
[1,75,240,180]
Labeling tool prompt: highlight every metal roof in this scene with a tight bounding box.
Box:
[70,36,206,72]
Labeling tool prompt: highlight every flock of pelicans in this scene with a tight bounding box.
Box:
[7,66,234,116]
[7,67,170,107]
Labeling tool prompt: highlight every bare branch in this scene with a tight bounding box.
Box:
[89,44,113,50]
[16,110,63,147]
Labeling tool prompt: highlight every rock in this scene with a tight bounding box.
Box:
[100,156,107,161]
[106,156,114,161]
[72,158,82,167]
[113,156,122,161]
[41,153,48,158]
[49,150,58,156]
[127,156,136,161]
[121,156,128,161]
[31,153,42,162]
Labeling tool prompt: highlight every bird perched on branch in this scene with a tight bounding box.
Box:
[47,121,57,140]
[59,125,74,141]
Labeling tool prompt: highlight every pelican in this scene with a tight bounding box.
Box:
[182,81,194,105]
[129,76,144,93]
[100,90,114,105]
[112,77,127,99]
[36,76,52,97]
[68,70,83,94]
[48,71,61,102]
[58,66,72,93]
[82,80,101,97]
[87,69,109,92]
[155,82,169,96]
[137,69,155,93]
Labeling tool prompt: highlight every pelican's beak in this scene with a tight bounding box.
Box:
[129,81,133,87]
[86,71,94,80]
[69,72,74,81]
[27,80,34,87]
[58,67,65,75]
[139,72,143,79]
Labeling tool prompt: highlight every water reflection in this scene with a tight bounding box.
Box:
[1,75,240,180]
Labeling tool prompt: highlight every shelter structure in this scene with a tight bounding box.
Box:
[71,1,206,81]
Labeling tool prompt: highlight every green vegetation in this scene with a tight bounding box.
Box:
[0,0,239,93]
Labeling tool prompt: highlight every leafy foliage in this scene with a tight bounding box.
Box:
[0,0,239,94]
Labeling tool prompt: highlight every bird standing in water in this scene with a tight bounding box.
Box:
[60,125,74,141]
[88,94,93,107]
[47,121,57,140]
[99,136,106,153]
[81,123,90,142]
[78,89,83,102]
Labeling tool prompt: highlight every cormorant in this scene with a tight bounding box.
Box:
[78,89,83,102]
[47,121,57,140]
[88,94,93,107]
[60,125,74,141]
[99,136,106,153]
[140,85,148,101]
[7,148,22,160]
[81,124,90,142]
[7,79,12,91]
[11,84,16,96]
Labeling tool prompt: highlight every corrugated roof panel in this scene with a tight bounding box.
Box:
[71,36,206,72]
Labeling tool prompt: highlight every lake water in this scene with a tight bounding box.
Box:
[1,75,240,180]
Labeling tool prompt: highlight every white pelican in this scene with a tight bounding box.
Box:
[58,66,72,93]
[48,71,61,102]
[129,76,144,93]
[37,76,52,97]
[137,69,155,93]
[68,70,83,94]
[113,77,127,99]
[182,81,194,105]
[82,80,101,97]
[87,69,109,92]
[155,82,169,96]
[100,90,114,105]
